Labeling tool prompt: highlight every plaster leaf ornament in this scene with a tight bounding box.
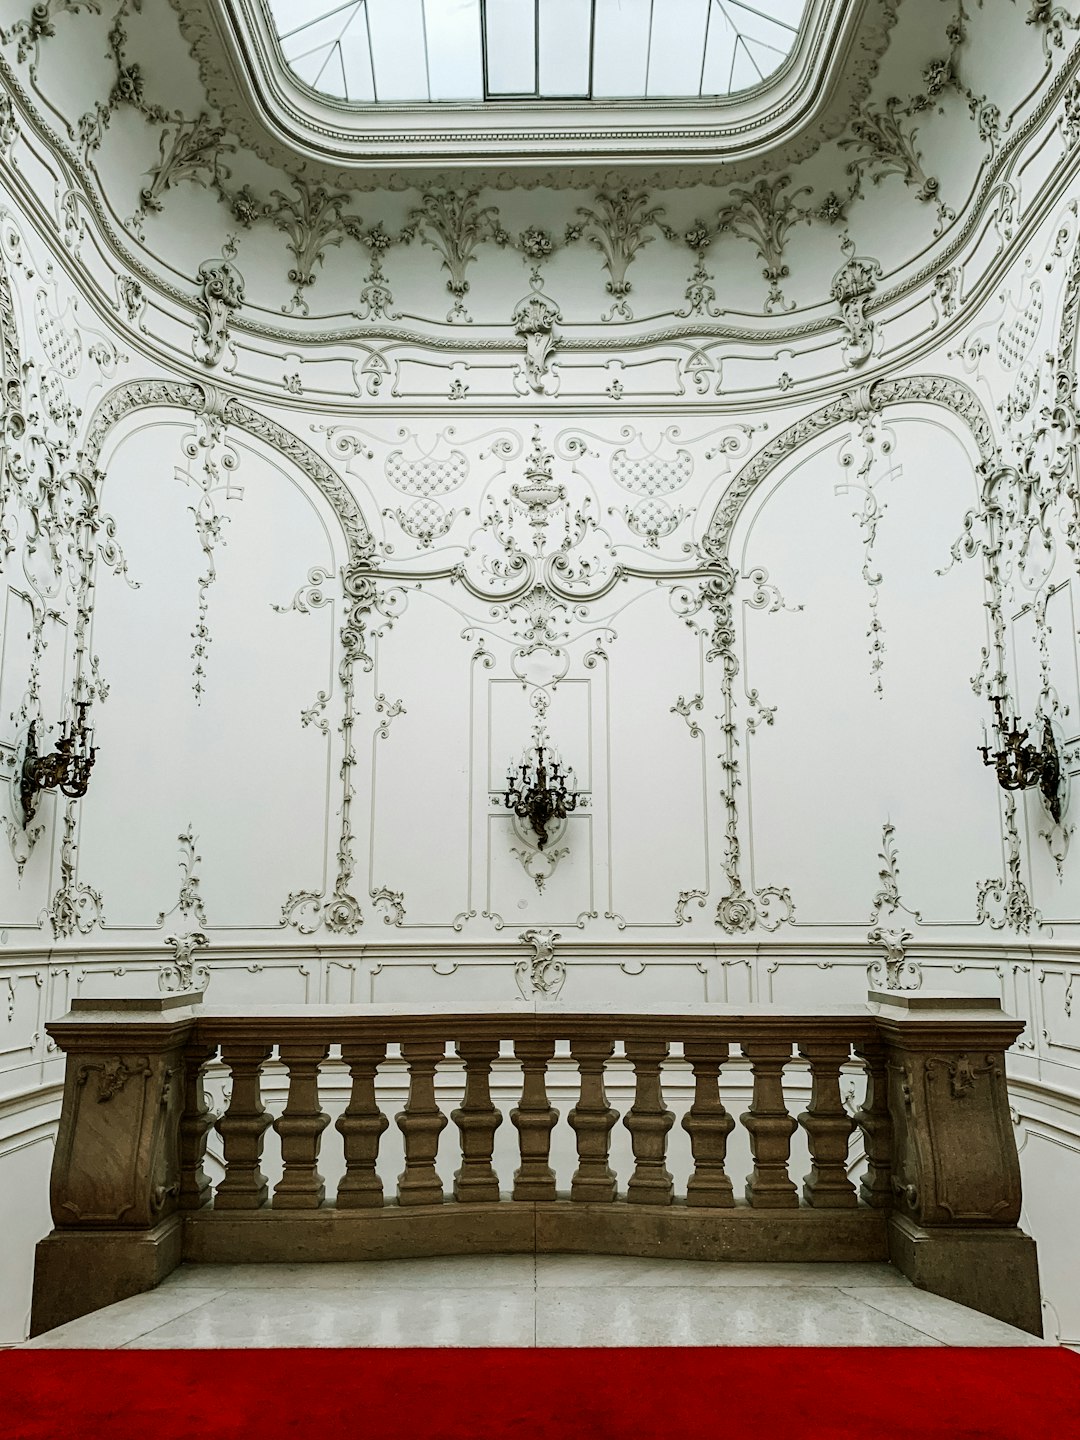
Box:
[192,238,245,368]
[159,930,210,994]
[976,800,1041,933]
[157,826,208,928]
[830,235,883,368]
[835,410,901,698]
[680,562,794,936]
[271,175,364,316]
[299,690,330,735]
[45,805,104,938]
[840,101,954,236]
[516,928,565,1000]
[675,889,708,924]
[576,188,664,322]
[370,885,405,926]
[672,218,724,319]
[174,415,243,701]
[865,821,922,990]
[671,694,704,738]
[272,564,334,615]
[512,279,561,395]
[130,114,234,239]
[409,188,501,323]
[353,222,400,321]
[373,693,406,739]
[718,174,810,314]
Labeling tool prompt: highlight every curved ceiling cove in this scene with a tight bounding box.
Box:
[270,0,808,106]
[190,0,891,177]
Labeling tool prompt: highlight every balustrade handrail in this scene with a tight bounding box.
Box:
[30,990,1044,1339]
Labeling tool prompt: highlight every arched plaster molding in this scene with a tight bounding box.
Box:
[80,378,377,937]
[702,372,1046,941]
[0,232,22,410]
[80,378,375,571]
[706,373,997,555]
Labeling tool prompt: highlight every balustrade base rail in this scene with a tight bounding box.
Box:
[29,993,1045,1339]
[181,1200,888,1267]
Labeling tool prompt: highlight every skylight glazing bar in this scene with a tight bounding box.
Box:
[268,0,808,105]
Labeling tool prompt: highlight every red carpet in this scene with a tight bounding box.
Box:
[2,1347,1079,1440]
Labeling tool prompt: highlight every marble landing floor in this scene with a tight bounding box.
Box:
[21,1257,1050,1349]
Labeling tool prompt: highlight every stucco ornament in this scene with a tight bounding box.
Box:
[866,823,923,989]
[160,930,210,993]
[193,237,245,367]
[512,277,561,395]
[830,235,883,367]
[516,928,565,999]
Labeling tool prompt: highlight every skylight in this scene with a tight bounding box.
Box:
[266,0,808,105]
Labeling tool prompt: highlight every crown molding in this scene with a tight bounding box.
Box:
[167,0,900,187]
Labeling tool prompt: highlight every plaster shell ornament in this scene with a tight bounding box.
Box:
[830,235,883,368]
[516,928,565,1000]
[193,237,245,367]
[160,930,210,994]
[512,277,561,395]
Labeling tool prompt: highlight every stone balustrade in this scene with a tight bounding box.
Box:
[31,992,1042,1338]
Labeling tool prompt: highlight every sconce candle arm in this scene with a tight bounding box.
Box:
[978,695,1061,826]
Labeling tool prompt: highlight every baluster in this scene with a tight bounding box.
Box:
[741,1041,799,1208]
[336,1042,389,1208]
[681,1040,736,1207]
[852,1037,893,1208]
[623,1040,674,1204]
[568,1038,617,1203]
[797,1041,858,1208]
[272,1042,330,1208]
[396,1041,447,1206]
[214,1040,273,1209]
[510,1038,558,1201]
[452,1040,502,1202]
[178,1042,217,1211]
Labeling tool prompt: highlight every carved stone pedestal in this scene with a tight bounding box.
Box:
[869,989,1042,1336]
[887,1214,1042,1336]
[31,1214,183,1337]
[30,993,199,1335]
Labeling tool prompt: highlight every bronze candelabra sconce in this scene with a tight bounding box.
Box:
[503,732,579,850]
[21,701,97,824]
[978,694,1061,825]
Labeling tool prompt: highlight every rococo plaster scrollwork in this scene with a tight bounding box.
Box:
[1,0,1067,380]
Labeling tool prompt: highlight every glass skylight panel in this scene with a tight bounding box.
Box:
[537,0,591,97]
[646,0,712,99]
[265,0,809,105]
[426,0,484,101]
[484,0,537,95]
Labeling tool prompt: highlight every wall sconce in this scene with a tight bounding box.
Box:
[978,694,1061,825]
[21,701,97,824]
[503,730,579,850]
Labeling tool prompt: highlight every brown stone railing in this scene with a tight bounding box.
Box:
[31,993,1042,1337]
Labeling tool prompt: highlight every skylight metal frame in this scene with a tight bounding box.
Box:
[267,0,806,107]
[198,0,890,182]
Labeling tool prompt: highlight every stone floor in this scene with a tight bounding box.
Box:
[21,1256,1049,1348]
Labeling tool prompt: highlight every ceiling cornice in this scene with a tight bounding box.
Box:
[167,0,900,188]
